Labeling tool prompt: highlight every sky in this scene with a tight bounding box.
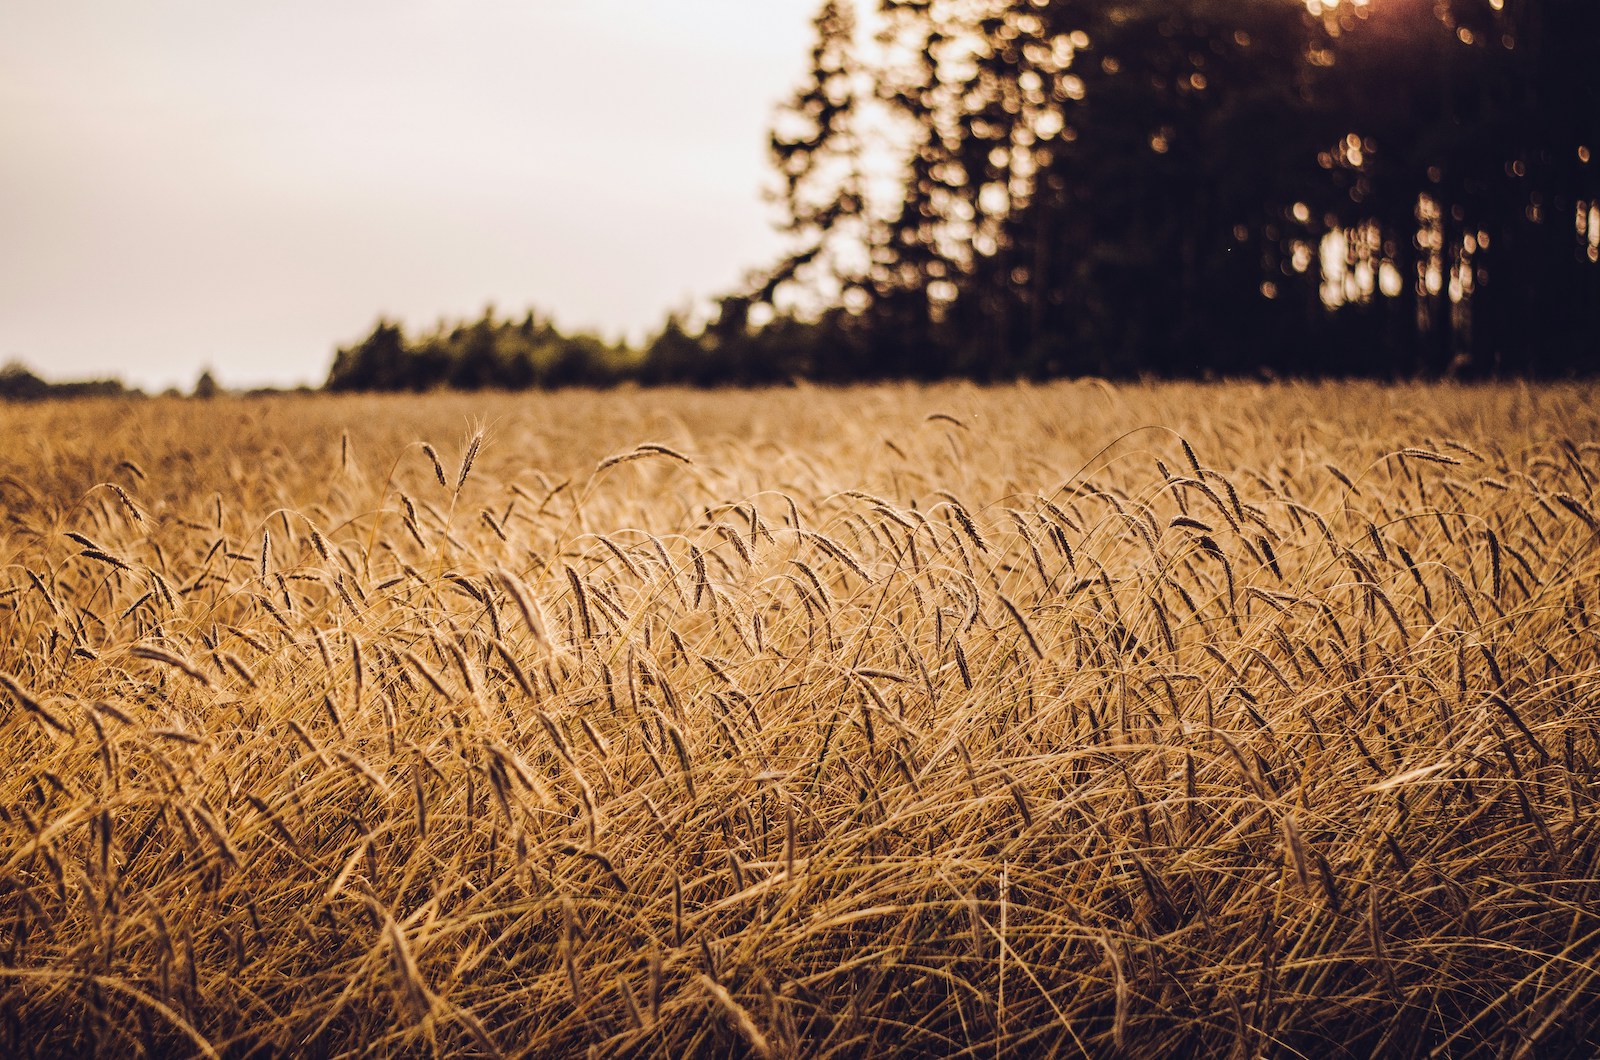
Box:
[0,1,821,391]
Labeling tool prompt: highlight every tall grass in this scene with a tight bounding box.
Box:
[1,381,1598,1057]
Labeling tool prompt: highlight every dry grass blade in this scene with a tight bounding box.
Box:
[456,432,483,490]
[421,442,448,487]
[0,672,73,734]
[996,593,1043,658]
[130,644,213,686]
[596,442,693,473]
[1553,492,1599,534]
[1398,447,1462,465]
[101,481,147,524]
[1281,812,1312,893]
[699,974,773,1058]
[384,915,435,1022]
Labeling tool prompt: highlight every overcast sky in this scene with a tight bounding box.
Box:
[0,1,820,391]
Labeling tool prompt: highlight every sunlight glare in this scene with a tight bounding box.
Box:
[1306,0,1373,15]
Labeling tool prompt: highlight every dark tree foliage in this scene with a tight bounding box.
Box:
[759,0,1600,379]
[764,1,871,309]
[325,310,636,392]
[0,362,135,402]
[192,369,220,400]
[325,302,871,392]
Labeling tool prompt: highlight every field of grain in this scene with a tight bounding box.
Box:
[2,382,1598,1057]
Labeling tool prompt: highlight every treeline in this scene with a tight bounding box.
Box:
[0,362,136,402]
[330,0,1599,391]
[326,313,630,392]
[325,302,892,391]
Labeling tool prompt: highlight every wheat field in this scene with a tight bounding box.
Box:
[2,381,1598,1058]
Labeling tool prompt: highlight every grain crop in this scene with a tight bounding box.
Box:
[1,381,1598,1057]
